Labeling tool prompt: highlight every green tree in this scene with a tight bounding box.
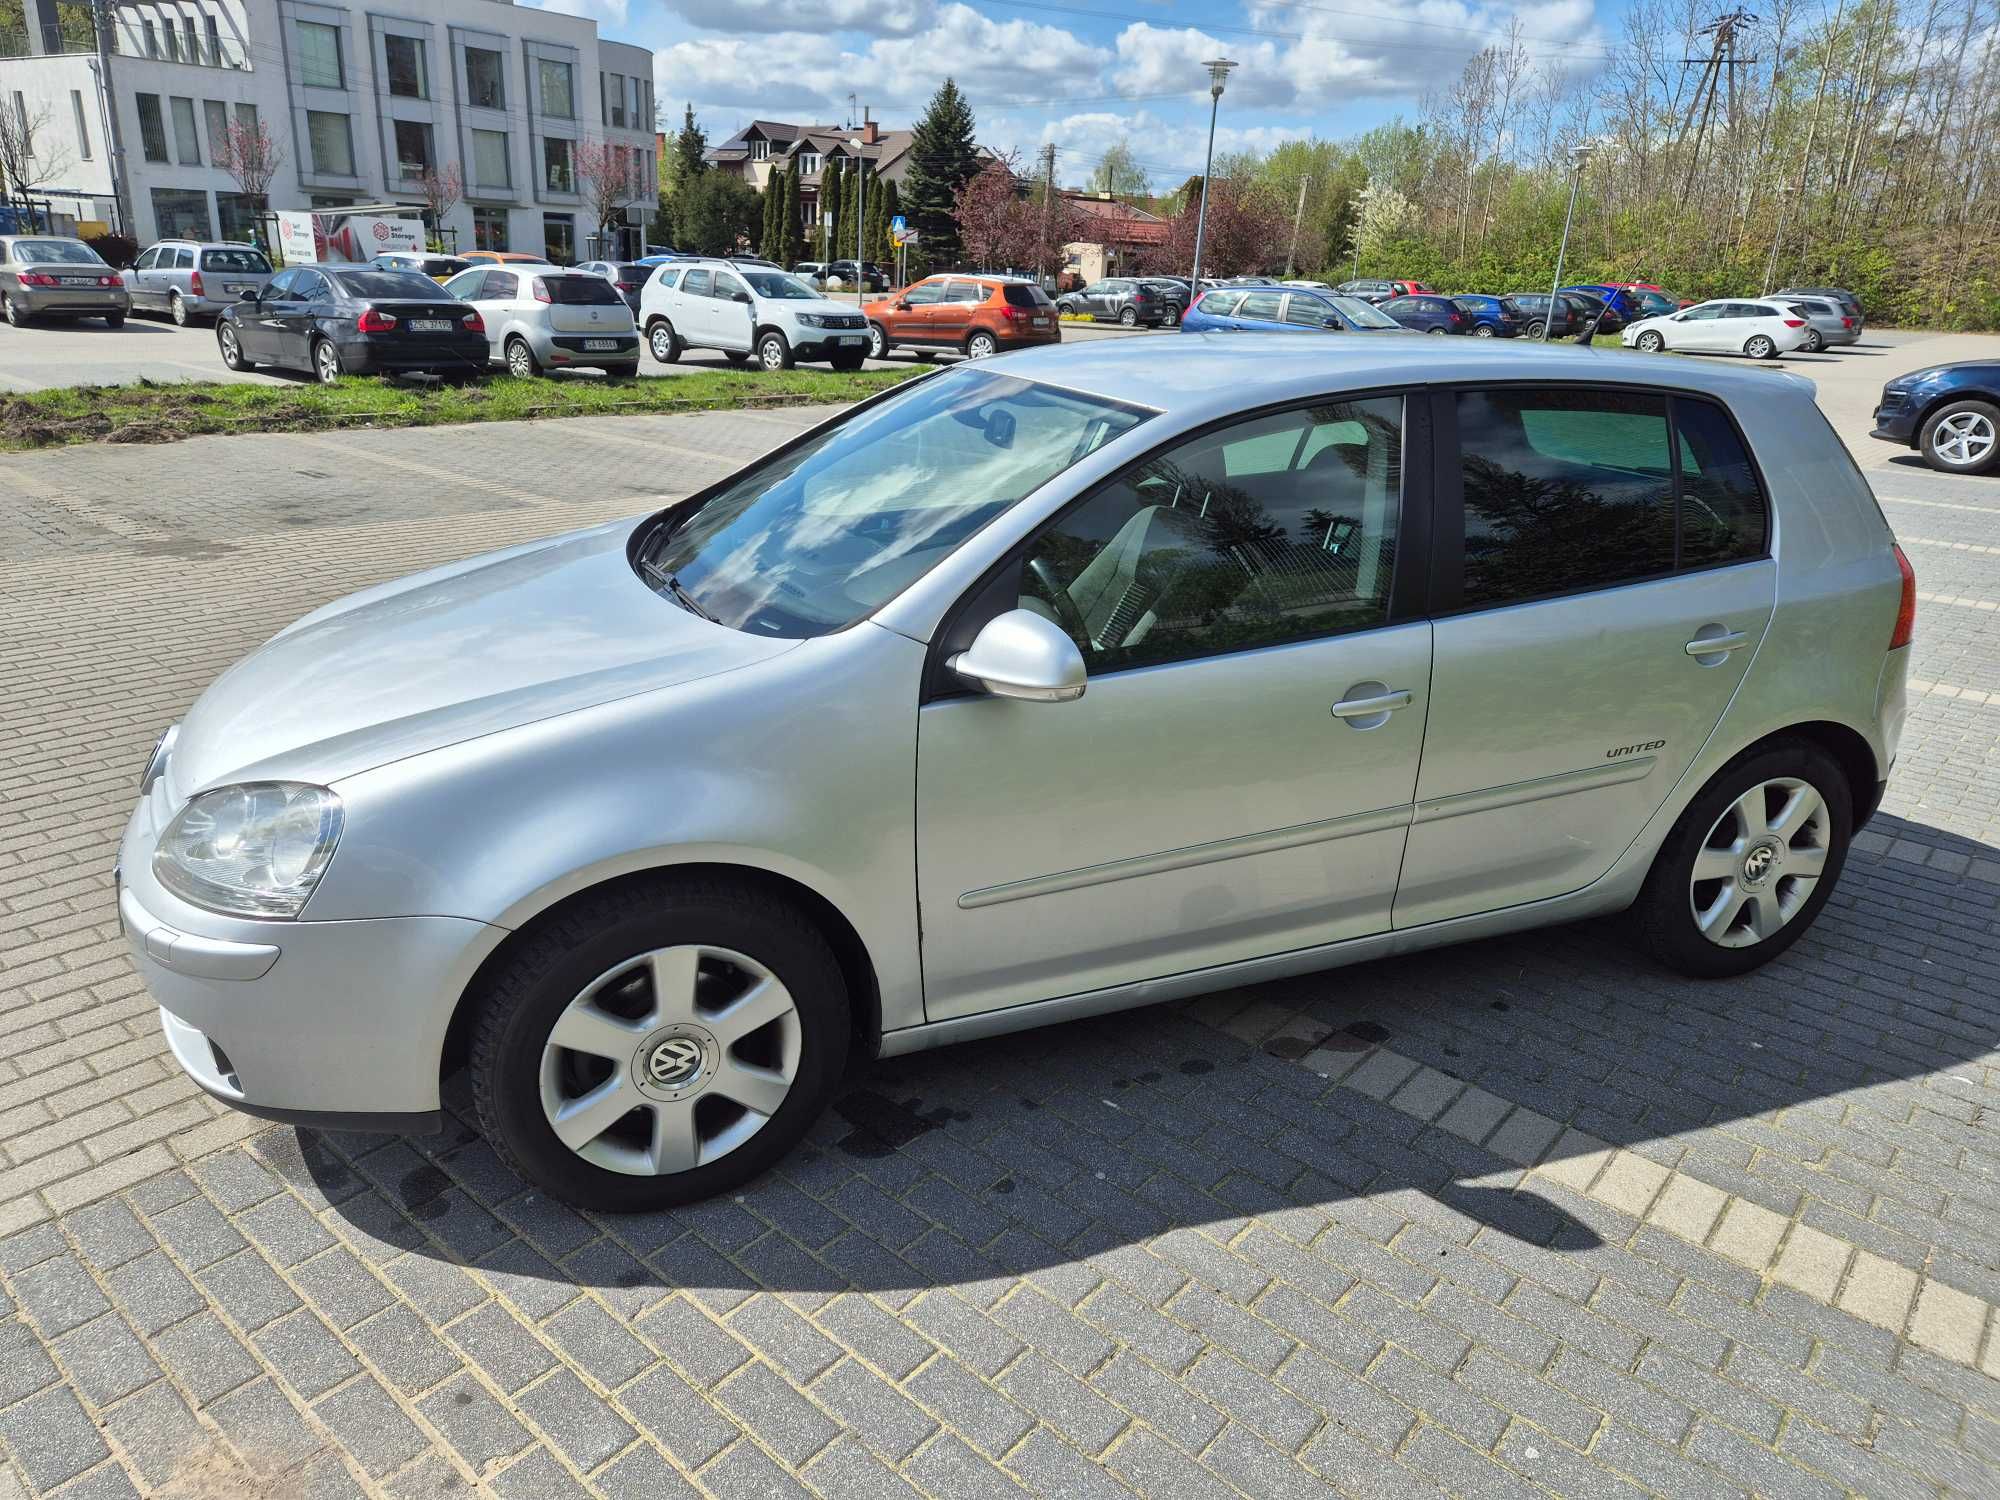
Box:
[667,104,707,193]
[1092,139,1148,199]
[902,78,980,263]
[780,164,805,267]
[676,171,760,256]
[820,159,845,260]
[759,165,784,258]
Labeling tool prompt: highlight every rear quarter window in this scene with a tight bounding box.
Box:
[1676,400,1768,566]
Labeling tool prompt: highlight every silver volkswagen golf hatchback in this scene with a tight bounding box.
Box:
[119,338,1914,1211]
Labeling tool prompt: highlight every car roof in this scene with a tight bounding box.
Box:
[989,333,1812,416]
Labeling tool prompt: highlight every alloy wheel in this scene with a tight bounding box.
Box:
[968,333,996,358]
[1119,307,1137,326]
[507,340,534,378]
[314,341,340,384]
[1689,777,1830,948]
[1638,331,1664,352]
[170,293,188,327]
[1746,335,1775,359]
[868,324,887,359]
[219,328,241,369]
[1473,324,1495,337]
[539,945,801,1176]
[1933,410,1997,468]
[2,295,21,327]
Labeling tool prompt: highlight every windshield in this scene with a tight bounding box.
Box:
[639,369,1152,637]
[202,248,270,273]
[332,270,449,299]
[1334,296,1400,328]
[743,271,819,299]
[15,240,103,265]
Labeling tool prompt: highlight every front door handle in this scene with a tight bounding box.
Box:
[1332,687,1413,722]
[1684,629,1750,658]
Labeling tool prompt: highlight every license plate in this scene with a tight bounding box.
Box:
[583,338,618,351]
[410,319,454,333]
[838,335,865,346]
[225,283,253,293]
[1032,317,1050,326]
[61,276,96,287]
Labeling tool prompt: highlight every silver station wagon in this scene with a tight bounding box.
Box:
[118,339,1914,1211]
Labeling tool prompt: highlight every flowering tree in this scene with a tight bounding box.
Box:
[417,163,463,247]
[1164,181,1288,277]
[573,138,643,249]
[216,119,283,211]
[952,155,1085,274]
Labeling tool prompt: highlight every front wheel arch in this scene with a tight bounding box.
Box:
[442,862,883,1091]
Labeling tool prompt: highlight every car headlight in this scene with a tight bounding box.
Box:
[794,313,829,328]
[153,782,343,919]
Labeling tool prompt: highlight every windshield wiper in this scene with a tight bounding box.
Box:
[639,555,717,622]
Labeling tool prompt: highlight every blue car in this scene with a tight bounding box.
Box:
[1451,295,1526,338]
[1561,283,1644,322]
[1871,360,2000,475]
[1377,294,1472,334]
[1180,285,1409,334]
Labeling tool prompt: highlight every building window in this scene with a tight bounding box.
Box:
[216,192,258,242]
[798,152,820,176]
[543,212,574,264]
[309,195,355,208]
[170,96,200,164]
[205,16,221,66]
[385,34,427,99]
[603,73,626,129]
[202,99,227,161]
[465,47,505,110]
[151,188,213,241]
[394,120,433,180]
[473,206,508,251]
[472,128,509,188]
[538,58,573,120]
[234,102,259,136]
[624,76,641,129]
[136,95,168,162]
[542,137,573,193]
[750,138,769,162]
[307,111,355,176]
[141,20,158,57]
[181,17,198,61]
[297,21,343,89]
[71,90,91,160]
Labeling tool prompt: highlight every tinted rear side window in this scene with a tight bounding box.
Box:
[1677,400,1767,567]
[1001,283,1050,307]
[541,275,623,305]
[1456,388,1675,609]
[202,248,270,272]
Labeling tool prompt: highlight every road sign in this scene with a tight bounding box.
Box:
[890,215,910,246]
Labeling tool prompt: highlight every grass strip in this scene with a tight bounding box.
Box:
[0,367,925,453]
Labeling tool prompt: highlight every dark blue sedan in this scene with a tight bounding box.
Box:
[1377,294,1472,334]
[1451,295,1526,338]
[1871,361,2000,475]
[1180,285,1409,335]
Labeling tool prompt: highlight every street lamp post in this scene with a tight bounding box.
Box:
[1544,141,1595,343]
[1188,58,1237,292]
[849,137,867,308]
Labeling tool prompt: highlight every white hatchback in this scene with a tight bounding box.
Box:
[1622,298,1811,360]
[639,260,872,371]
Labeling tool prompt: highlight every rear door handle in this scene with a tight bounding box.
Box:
[1685,630,1750,657]
[1332,688,1413,719]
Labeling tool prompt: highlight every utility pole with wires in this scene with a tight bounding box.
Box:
[1283,175,1310,278]
[1677,10,1759,199]
[1038,141,1057,290]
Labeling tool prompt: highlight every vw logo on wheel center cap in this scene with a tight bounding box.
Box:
[634,1023,716,1100]
[1741,840,1782,887]
[648,1037,703,1086]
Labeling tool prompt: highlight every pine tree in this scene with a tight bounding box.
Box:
[780,166,804,268]
[901,78,980,264]
[669,105,707,192]
[760,166,784,258]
[820,160,845,261]
[876,179,901,266]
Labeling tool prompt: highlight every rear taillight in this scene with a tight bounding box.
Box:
[18,272,55,287]
[356,307,397,333]
[1000,305,1025,322]
[189,270,204,296]
[1782,318,1805,327]
[462,310,484,334]
[1842,316,1855,329]
[532,277,551,303]
[1190,290,1207,308]
[1890,545,1916,650]
[617,281,639,291]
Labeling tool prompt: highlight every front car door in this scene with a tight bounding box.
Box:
[129,246,162,309]
[1279,293,1339,334]
[917,391,1432,1019]
[1671,303,1723,349]
[1394,384,1776,927]
[886,279,944,342]
[276,269,330,365]
[710,271,755,352]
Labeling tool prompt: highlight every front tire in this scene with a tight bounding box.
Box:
[312,338,341,385]
[1920,398,2000,474]
[1632,742,1851,978]
[1636,330,1665,353]
[468,878,849,1212]
[758,332,794,370]
[218,324,251,371]
[867,322,890,359]
[1744,334,1777,360]
[647,318,682,364]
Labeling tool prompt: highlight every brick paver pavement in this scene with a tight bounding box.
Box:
[1,383,1998,1498]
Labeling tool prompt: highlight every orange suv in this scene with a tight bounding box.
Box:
[863,275,1061,360]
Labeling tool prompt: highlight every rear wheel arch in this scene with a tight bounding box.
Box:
[443,862,883,1092]
[1704,721,1882,829]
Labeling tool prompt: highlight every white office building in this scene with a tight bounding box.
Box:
[3,0,656,259]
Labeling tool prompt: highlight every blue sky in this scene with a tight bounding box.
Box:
[528,0,1613,187]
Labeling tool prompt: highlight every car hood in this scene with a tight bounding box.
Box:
[169,518,797,793]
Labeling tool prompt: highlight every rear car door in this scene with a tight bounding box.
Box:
[1394,385,1776,927]
[675,268,715,345]
[473,271,518,356]
[917,390,1430,1019]
[931,279,983,345]
[1234,290,1285,329]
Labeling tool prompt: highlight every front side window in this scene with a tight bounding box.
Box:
[472,128,510,188]
[1455,388,1675,610]
[136,94,168,162]
[742,271,816,299]
[641,369,1152,637]
[307,111,354,176]
[713,272,747,301]
[297,21,343,89]
[538,58,574,119]
[443,269,485,299]
[1282,296,1336,328]
[902,281,944,307]
[1019,397,1402,673]
[386,34,427,99]
[465,47,505,110]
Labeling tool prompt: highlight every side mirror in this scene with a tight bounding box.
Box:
[949,609,1086,703]
[238,288,258,302]
[895,300,911,311]
[1670,312,1686,321]
[733,290,751,304]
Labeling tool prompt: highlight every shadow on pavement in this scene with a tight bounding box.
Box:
[285,812,1996,1308]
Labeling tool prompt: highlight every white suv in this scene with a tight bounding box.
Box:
[639,259,871,371]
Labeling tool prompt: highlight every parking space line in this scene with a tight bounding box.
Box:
[1914,589,2000,611]
[1898,534,2000,557]
[1907,677,2000,707]
[287,433,558,508]
[1190,1004,2000,1375]
[1877,494,2000,514]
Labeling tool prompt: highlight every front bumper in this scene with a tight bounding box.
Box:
[791,329,872,360]
[119,798,501,1126]
[1871,396,1920,445]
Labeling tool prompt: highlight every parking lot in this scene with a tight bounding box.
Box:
[0,327,1997,1499]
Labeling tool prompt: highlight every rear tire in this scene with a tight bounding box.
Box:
[1525,320,1546,339]
[1472,323,1495,337]
[1744,334,1777,360]
[468,877,849,1213]
[3,294,27,327]
[1118,306,1138,327]
[104,312,125,329]
[1632,742,1852,979]
[1919,398,2000,475]
[312,338,341,385]
[965,330,998,359]
[169,292,189,327]
[505,336,540,378]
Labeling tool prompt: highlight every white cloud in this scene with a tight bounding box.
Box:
[653,0,938,39]
[521,0,631,25]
